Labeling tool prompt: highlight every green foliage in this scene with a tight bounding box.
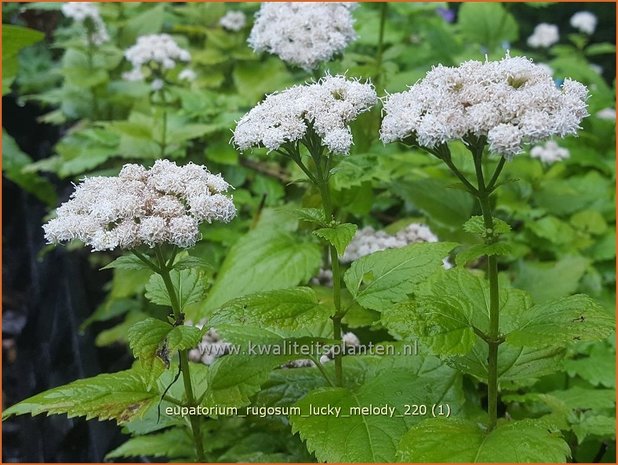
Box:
[210,287,334,336]
[457,3,518,51]
[398,418,570,462]
[145,269,206,310]
[344,242,455,311]
[3,24,44,93]
[2,369,158,424]
[313,223,357,257]
[106,428,193,460]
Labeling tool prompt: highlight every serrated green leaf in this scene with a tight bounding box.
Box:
[210,287,334,336]
[201,355,296,409]
[172,255,214,272]
[381,268,530,356]
[449,339,565,382]
[506,294,614,348]
[203,227,321,313]
[3,25,44,92]
[288,207,327,226]
[101,255,152,271]
[2,369,157,424]
[145,269,206,310]
[344,242,455,311]
[463,215,511,237]
[397,418,569,462]
[127,318,203,386]
[564,343,615,388]
[290,358,463,462]
[455,241,512,266]
[106,428,193,459]
[572,414,616,444]
[313,223,357,257]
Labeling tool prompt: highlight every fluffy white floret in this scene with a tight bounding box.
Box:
[43,160,236,252]
[124,34,191,82]
[571,11,597,35]
[527,23,559,48]
[248,3,357,70]
[219,10,247,31]
[233,74,376,155]
[61,2,109,45]
[380,55,589,159]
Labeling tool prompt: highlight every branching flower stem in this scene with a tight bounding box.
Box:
[279,132,345,387]
[132,246,206,461]
[434,142,505,431]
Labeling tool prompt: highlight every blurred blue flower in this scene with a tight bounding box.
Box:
[436,7,455,23]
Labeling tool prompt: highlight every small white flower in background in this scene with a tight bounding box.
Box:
[320,331,361,364]
[187,323,232,366]
[248,2,357,70]
[121,68,144,82]
[341,223,439,263]
[150,78,164,91]
[43,160,236,252]
[123,34,191,82]
[530,140,570,164]
[571,11,597,35]
[380,54,589,159]
[527,23,559,48]
[61,2,109,45]
[219,10,247,32]
[178,68,197,82]
[590,64,603,75]
[233,74,376,155]
[596,107,616,120]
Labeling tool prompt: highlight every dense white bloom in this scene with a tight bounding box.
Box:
[381,55,589,159]
[342,223,439,263]
[571,11,597,35]
[219,10,247,31]
[43,160,235,252]
[61,2,109,45]
[123,34,191,82]
[248,3,356,70]
[178,68,197,81]
[530,140,570,164]
[233,74,376,155]
[527,23,559,48]
[596,107,616,120]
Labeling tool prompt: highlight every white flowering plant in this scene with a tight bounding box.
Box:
[2,2,616,464]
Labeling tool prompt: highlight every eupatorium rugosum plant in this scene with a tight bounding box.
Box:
[376,54,613,458]
[233,74,377,386]
[19,160,236,461]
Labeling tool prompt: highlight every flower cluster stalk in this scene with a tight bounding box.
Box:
[132,247,206,461]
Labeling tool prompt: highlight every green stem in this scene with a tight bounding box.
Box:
[312,149,344,387]
[155,248,205,462]
[375,2,388,87]
[472,149,501,432]
[159,90,168,158]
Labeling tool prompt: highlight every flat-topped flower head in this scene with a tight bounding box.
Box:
[248,3,357,70]
[43,160,235,252]
[233,74,376,155]
[123,34,191,82]
[219,11,247,32]
[571,11,597,35]
[380,54,589,159]
[61,2,109,45]
[527,23,559,48]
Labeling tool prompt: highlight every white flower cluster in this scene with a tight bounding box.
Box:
[61,2,109,45]
[43,160,236,252]
[123,34,191,82]
[571,11,597,35]
[219,10,247,32]
[248,3,357,70]
[527,23,559,48]
[188,324,231,366]
[380,55,589,159]
[342,223,439,263]
[530,140,570,164]
[233,75,377,155]
[178,68,197,82]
